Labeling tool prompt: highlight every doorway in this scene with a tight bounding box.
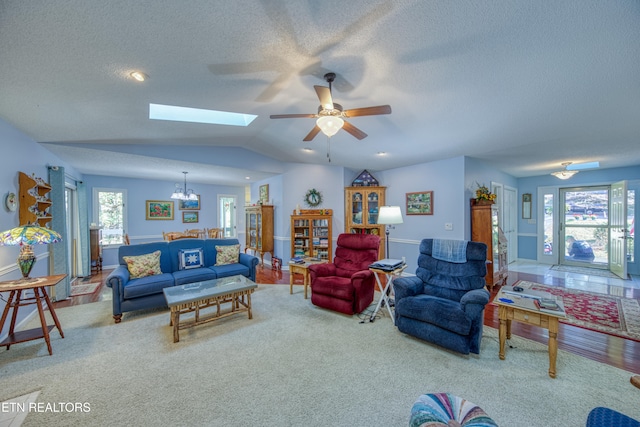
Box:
[560,186,609,269]
[64,186,78,280]
[218,195,237,238]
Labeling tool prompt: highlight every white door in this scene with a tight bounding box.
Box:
[609,180,628,278]
[218,195,237,238]
[503,186,517,263]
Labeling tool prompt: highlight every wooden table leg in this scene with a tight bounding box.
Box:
[0,291,16,350]
[172,311,180,343]
[289,269,294,294]
[41,287,64,338]
[303,271,309,299]
[548,317,559,378]
[247,292,253,319]
[34,289,52,355]
[498,307,507,360]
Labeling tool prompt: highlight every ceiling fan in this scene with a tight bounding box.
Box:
[269,72,391,141]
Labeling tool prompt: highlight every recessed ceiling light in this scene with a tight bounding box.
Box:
[245,176,251,180]
[377,151,387,156]
[303,148,313,152]
[149,103,257,127]
[130,71,148,82]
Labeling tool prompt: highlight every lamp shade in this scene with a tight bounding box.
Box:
[378,206,404,225]
[316,115,344,137]
[0,224,62,279]
[0,224,62,246]
[551,170,578,180]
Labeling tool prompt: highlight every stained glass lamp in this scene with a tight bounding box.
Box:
[0,224,62,280]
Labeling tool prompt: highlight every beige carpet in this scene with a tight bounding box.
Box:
[1,285,639,426]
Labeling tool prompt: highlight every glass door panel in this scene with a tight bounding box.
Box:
[352,192,363,225]
[368,190,379,224]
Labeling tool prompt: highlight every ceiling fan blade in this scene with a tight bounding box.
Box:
[270,113,316,119]
[303,125,322,141]
[343,105,392,118]
[314,85,334,110]
[342,120,368,140]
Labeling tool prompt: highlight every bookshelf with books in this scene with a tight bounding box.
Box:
[290,209,332,261]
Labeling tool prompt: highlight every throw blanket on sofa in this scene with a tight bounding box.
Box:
[432,239,468,263]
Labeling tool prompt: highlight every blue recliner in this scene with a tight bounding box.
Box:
[393,239,490,355]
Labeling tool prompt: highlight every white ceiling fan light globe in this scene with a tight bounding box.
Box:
[316,116,344,137]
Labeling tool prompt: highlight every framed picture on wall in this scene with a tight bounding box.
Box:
[259,184,269,204]
[178,195,200,210]
[182,211,199,223]
[146,200,174,220]
[406,191,434,215]
[522,193,532,219]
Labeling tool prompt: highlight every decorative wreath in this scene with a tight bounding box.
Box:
[304,188,323,207]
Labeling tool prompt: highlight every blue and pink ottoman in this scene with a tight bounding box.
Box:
[410,393,497,427]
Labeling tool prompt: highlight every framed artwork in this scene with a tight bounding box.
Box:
[259,184,269,203]
[406,191,434,215]
[182,211,199,223]
[522,193,532,219]
[178,195,200,210]
[146,200,174,220]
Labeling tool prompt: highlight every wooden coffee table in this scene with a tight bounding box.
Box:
[163,275,257,343]
[495,286,566,378]
[289,258,328,299]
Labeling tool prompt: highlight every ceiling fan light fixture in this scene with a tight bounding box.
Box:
[551,162,579,180]
[316,115,344,137]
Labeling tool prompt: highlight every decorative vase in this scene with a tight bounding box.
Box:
[18,245,36,279]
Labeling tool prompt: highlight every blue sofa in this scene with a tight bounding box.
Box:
[393,239,490,355]
[106,238,258,323]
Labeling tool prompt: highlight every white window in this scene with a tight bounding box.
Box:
[93,188,127,246]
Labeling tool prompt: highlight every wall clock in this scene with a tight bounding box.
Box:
[5,192,17,212]
[304,188,323,207]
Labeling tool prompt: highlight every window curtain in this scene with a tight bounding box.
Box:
[48,166,70,301]
[76,181,90,277]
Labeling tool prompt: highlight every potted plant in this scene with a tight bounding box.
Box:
[474,183,497,205]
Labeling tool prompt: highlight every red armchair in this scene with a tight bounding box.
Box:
[308,233,381,315]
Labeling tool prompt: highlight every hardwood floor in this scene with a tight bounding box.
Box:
[56,264,640,374]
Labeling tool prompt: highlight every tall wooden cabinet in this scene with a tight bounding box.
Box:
[291,209,332,261]
[344,186,386,257]
[470,200,508,290]
[245,205,274,264]
[90,226,103,273]
[19,171,53,227]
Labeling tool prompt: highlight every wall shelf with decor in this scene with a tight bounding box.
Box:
[290,209,333,261]
[470,199,508,290]
[344,186,386,258]
[18,171,53,227]
[245,204,274,265]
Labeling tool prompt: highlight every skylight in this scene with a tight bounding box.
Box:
[566,162,600,170]
[149,103,257,126]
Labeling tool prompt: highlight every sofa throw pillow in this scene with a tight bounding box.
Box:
[215,244,240,266]
[123,250,162,279]
[179,248,204,270]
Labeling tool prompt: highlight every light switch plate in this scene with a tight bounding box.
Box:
[444,223,453,231]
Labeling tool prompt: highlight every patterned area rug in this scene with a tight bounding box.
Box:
[550,264,628,279]
[70,282,100,296]
[517,281,640,341]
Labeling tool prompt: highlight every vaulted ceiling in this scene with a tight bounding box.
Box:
[1,0,639,185]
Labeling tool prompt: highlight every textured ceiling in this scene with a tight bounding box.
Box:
[1,0,639,184]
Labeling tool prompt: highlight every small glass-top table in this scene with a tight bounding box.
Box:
[163,275,257,343]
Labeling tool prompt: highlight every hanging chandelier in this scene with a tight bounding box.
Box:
[550,162,579,180]
[170,172,198,200]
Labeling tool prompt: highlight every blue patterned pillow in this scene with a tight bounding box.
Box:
[179,248,204,270]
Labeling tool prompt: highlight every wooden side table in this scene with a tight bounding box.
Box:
[495,287,565,378]
[0,274,66,355]
[289,259,327,299]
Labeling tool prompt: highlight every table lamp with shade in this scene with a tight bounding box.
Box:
[377,206,404,259]
[0,224,62,280]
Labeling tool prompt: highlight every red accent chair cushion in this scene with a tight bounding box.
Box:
[308,233,381,315]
